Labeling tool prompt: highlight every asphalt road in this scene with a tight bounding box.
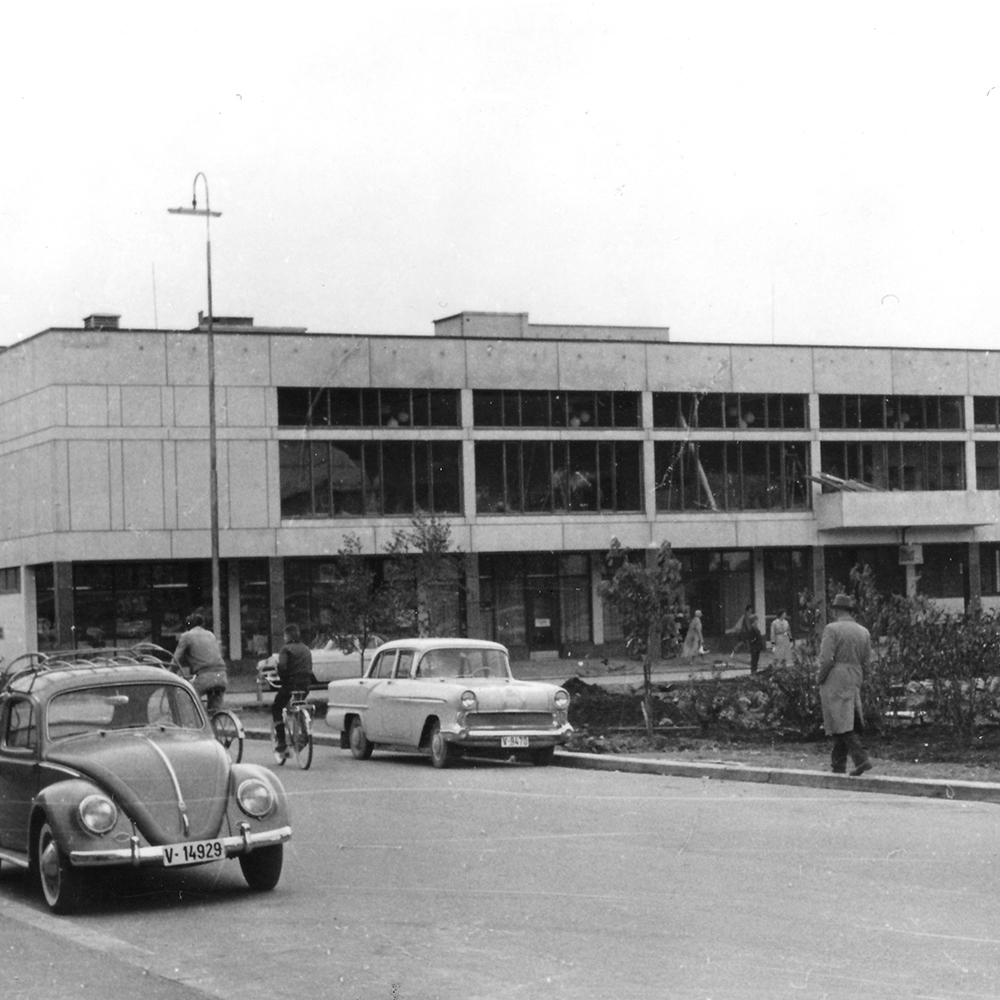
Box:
[2,740,999,1000]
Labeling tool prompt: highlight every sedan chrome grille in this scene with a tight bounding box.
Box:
[467,712,554,729]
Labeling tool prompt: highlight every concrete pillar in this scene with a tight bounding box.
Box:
[227,561,242,660]
[590,554,605,646]
[54,562,74,648]
[812,546,827,626]
[268,557,285,656]
[464,552,482,637]
[968,541,982,612]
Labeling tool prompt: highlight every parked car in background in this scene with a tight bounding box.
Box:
[0,648,291,913]
[325,638,572,768]
[257,635,383,690]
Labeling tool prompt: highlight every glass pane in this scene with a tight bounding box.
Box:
[280,441,312,516]
[474,390,503,426]
[522,441,552,510]
[521,391,549,427]
[431,442,462,513]
[328,390,361,426]
[381,442,413,512]
[476,442,505,512]
[429,390,460,427]
[277,388,312,426]
[612,392,640,428]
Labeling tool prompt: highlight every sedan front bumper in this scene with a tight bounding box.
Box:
[70,824,291,868]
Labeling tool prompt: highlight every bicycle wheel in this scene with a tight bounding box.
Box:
[211,709,244,763]
[288,706,313,770]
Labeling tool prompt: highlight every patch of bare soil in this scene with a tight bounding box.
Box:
[564,678,1000,784]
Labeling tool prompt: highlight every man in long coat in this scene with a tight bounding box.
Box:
[817,593,873,776]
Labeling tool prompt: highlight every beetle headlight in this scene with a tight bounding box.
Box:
[79,794,118,834]
[237,778,276,818]
[554,689,570,710]
[460,690,477,711]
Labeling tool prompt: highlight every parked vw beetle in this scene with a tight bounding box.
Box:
[325,638,572,768]
[0,649,291,913]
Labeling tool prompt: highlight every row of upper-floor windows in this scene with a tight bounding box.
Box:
[277,387,1000,433]
[280,437,1000,517]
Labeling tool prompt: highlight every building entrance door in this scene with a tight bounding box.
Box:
[525,586,558,649]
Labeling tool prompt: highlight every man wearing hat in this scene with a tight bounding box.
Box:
[817,593,873,776]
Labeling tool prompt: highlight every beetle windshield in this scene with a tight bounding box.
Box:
[47,683,203,740]
[418,648,511,679]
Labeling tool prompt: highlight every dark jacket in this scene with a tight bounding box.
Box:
[277,641,314,689]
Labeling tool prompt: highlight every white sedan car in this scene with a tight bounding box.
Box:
[325,638,572,767]
[257,636,383,690]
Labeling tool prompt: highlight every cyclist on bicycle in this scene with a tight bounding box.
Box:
[272,623,313,759]
[171,613,228,711]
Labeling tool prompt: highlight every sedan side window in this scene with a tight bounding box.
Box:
[4,698,37,750]
[394,652,414,679]
[371,652,396,679]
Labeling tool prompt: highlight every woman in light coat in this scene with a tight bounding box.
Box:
[681,610,705,659]
[769,609,792,667]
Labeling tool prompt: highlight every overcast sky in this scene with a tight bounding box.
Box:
[3,2,1000,350]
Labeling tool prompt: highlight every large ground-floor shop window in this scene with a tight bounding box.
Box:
[34,560,229,653]
[824,546,906,597]
[479,552,591,653]
[673,550,753,640]
[283,555,465,648]
[762,549,812,638]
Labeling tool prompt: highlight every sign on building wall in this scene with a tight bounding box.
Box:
[899,544,924,565]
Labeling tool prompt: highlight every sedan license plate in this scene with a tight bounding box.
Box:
[501,735,529,748]
[163,838,225,867]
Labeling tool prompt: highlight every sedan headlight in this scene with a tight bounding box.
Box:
[79,794,118,834]
[237,778,276,818]
[553,689,570,710]
[460,690,478,711]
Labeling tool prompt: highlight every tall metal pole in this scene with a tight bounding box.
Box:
[169,174,223,647]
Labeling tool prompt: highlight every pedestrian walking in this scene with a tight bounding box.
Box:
[769,609,792,667]
[745,614,765,673]
[681,609,705,659]
[726,604,753,662]
[817,593,873,776]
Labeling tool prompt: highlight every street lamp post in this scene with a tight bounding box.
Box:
[169,173,223,647]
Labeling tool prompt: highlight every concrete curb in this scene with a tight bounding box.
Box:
[553,751,1000,804]
[239,725,1000,804]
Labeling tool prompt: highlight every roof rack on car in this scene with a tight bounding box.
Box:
[0,644,175,692]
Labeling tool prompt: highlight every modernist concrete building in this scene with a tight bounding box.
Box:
[0,308,997,664]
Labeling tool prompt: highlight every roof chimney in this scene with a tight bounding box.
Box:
[83,313,120,330]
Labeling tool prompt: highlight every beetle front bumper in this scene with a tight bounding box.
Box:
[70,824,291,868]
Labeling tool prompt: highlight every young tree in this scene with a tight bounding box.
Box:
[326,534,410,675]
[385,512,465,637]
[599,539,686,736]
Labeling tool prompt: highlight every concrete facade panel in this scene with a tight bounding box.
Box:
[66,386,111,426]
[561,520,648,551]
[122,440,166,531]
[121,386,165,427]
[891,350,970,394]
[812,347,893,392]
[29,331,167,387]
[68,441,111,531]
[463,340,559,389]
[728,346,815,393]
[165,333,209,387]
[967,353,1000,395]
[555,342,647,391]
[644,344,734,393]
[220,529,277,558]
[370,338,468,387]
[222,387,267,428]
[275,525,375,556]
[175,440,210,529]
[468,522,565,550]
[268,334,372,387]
[173,386,209,427]
[228,440,269,528]
[215,334,271,386]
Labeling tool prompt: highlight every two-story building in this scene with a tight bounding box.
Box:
[0,308,996,662]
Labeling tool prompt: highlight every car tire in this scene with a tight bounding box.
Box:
[428,720,457,769]
[239,844,284,892]
[529,746,556,767]
[349,717,373,760]
[37,820,88,914]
